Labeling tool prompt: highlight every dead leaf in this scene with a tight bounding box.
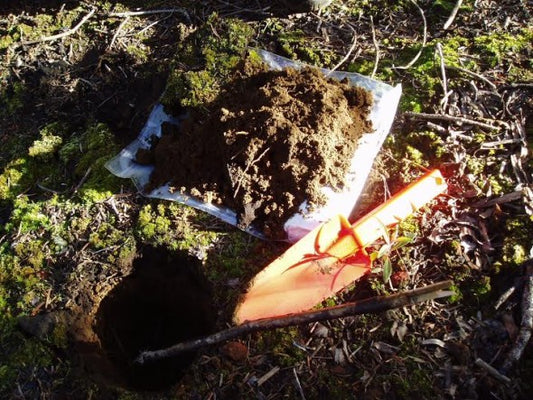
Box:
[220,341,248,362]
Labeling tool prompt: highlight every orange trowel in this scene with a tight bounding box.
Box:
[234,169,447,323]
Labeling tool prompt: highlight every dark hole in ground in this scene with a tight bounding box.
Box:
[94,246,215,391]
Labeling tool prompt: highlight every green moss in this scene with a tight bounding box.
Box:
[392,364,436,398]
[501,218,531,267]
[20,7,84,43]
[253,327,304,368]
[6,196,51,233]
[430,0,456,13]
[207,233,252,280]
[0,158,30,201]
[68,123,123,202]
[398,216,421,236]
[405,145,427,166]
[0,122,86,201]
[165,70,219,108]
[160,14,255,111]
[276,28,336,67]
[125,44,149,63]
[487,175,514,196]
[346,59,375,76]
[136,203,170,241]
[89,222,123,249]
[0,81,25,118]
[465,155,485,176]
[136,202,217,252]
[13,240,48,270]
[399,89,424,113]
[0,322,56,396]
[472,276,491,298]
[473,29,533,68]
[447,284,463,303]
[28,124,65,161]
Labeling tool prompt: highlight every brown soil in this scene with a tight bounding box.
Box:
[139,62,373,238]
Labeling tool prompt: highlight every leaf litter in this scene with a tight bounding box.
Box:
[1,1,533,399]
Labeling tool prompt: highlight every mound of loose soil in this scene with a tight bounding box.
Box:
[138,63,373,238]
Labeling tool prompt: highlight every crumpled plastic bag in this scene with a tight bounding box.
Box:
[106,49,402,242]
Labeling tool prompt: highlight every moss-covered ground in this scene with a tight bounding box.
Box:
[1,0,532,398]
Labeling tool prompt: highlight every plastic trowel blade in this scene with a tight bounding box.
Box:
[233,169,447,324]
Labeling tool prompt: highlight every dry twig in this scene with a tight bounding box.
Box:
[108,16,130,49]
[393,0,427,70]
[20,8,96,45]
[446,65,497,90]
[404,111,502,131]
[443,0,463,30]
[326,24,357,76]
[436,42,451,110]
[109,8,191,23]
[475,358,512,384]
[370,16,380,79]
[135,280,453,364]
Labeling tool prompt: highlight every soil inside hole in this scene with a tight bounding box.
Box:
[137,59,373,239]
[94,246,215,391]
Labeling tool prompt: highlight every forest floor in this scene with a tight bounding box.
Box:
[1,1,532,399]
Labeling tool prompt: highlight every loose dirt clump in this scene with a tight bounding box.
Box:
[139,61,373,238]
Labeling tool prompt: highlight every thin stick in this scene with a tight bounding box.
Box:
[109,8,190,20]
[21,8,96,45]
[443,0,463,30]
[135,280,454,364]
[446,65,497,90]
[475,358,512,384]
[326,25,357,76]
[501,83,533,90]
[370,16,380,79]
[72,167,92,194]
[293,368,307,400]
[393,0,427,70]
[436,42,450,110]
[404,111,501,131]
[108,16,130,50]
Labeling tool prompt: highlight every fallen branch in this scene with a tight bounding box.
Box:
[404,111,502,131]
[501,260,533,374]
[135,280,454,364]
[21,8,96,45]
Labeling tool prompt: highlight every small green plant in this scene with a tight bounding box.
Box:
[370,226,416,284]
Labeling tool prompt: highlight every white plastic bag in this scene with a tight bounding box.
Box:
[106,49,402,242]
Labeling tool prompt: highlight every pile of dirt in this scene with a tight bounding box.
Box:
[138,62,373,238]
